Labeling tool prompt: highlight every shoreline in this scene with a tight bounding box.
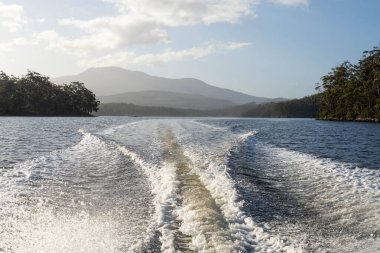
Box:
[316,117,379,123]
[0,115,96,117]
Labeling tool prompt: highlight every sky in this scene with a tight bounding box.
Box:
[0,0,379,98]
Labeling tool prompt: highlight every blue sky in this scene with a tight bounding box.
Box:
[0,0,379,98]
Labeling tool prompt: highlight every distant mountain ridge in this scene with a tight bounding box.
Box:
[99,90,238,110]
[96,95,319,118]
[53,67,286,109]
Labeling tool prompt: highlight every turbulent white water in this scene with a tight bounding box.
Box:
[0,128,154,252]
[0,118,379,252]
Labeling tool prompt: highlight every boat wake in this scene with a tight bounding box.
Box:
[1,118,378,253]
[116,121,303,252]
[229,136,380,252]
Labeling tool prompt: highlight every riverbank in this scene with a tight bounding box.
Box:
[317,117,379,123]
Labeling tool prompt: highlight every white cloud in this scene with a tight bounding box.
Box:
[223,42,252,50]
[102,0,258,26]
[37,18,46,23]
[269,0,309,6]
[29,0,256,62]
[0,1,255,68]
[25,0,256,69]
[79,41,251,67]
[58,15,169,50]
[53,0,258,55]
[0,37,33,51]
[0,2,26,32]
[33,30,101,57]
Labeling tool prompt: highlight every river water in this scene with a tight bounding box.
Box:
[0,117,379,252]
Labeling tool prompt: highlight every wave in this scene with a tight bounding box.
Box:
[238,130,258,142]
[183,145,303,252]
[0,129,155,253]
[191,120,230,131]
[260,143,380,195]
[117,145,176,252]
[6,118,376,252]
[236,142,380,251]
[114,120,304,252]
[100,120,148,135]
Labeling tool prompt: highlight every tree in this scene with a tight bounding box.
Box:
[316,46,380,121]
[0,70,99,116]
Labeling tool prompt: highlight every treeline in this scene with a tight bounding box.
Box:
[97,103,208,117]
[317,47,380,121]
[97,96,320,118]
[0,71,99,116]
[242,95,320,118]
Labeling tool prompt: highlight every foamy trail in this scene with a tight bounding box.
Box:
[117,123,252,252]
[0,129,154,253]
[232,139,380,252]
[130,120,304,252]
[101,120,312,252]
[161,128,235,252]
[100,120,148,135]
[190,120,230,132]
[238,130,258,142]
[102,119,179,252]
[117,145,182,252]
[182,144,304,251]
[2,118,378,252]
[260,144,380,229]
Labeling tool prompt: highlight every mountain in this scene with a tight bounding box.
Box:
[99,90,237,110]
[96,103,207,117]
[52,67,286,105]
[96,95,319,118]
[241,95,320,118]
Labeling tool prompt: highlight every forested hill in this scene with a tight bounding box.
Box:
[97,103,208,117]
[97,95,320,118]
[316,47,380,122]
[0,71,99,116]
[242,95,320,118]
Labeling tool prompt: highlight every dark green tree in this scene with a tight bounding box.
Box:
[316,46,380,122]
[0,70,99,116]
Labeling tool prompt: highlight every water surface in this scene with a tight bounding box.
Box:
[0,117,379,252]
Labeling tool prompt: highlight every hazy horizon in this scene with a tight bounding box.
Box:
[55,66,291,99]
[0,0,379,98]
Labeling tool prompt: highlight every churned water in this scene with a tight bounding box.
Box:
[0,117,379,252]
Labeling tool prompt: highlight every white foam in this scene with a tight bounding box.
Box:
[100,120,147,135]
[191,120,230,131]
[0,209,123,253]
[238,130,258,142]
[0,130,154,253]
[115,121,270,252]
[183,150,304,253]
[256,144,380,249]
[75,130,158,253]
[260,143,380,194]
[158,120,303,252]
[117,146,181,253]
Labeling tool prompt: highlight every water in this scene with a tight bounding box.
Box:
[0,117,379,253]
